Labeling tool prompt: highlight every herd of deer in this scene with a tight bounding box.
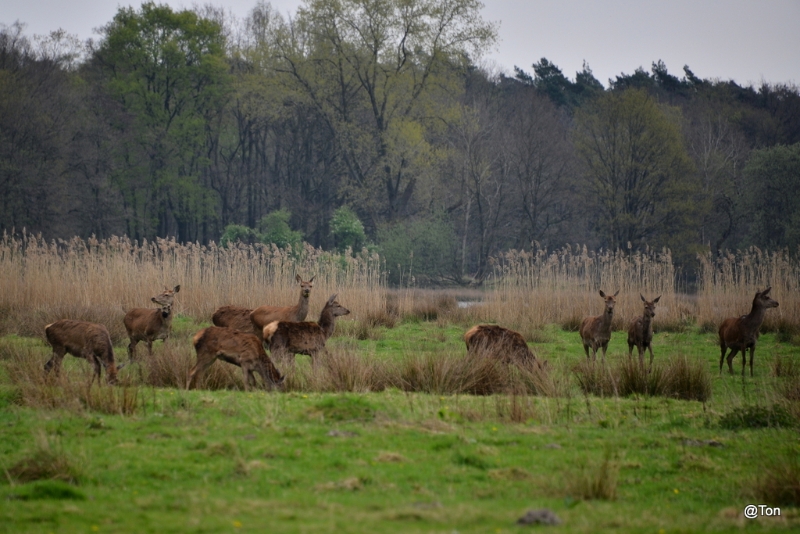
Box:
[41,278,779,390]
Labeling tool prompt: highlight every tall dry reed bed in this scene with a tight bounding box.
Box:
[0,232,385,341]
[471,245,799,333]
[2,233,799,342]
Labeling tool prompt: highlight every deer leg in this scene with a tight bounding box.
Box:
[44,347,65,377]
[146,340,154,357]
[188,356,215,390]
[747,347,755,377]
[725,348,739,375]
[718,345,727,374]
[127,339,138,365]
[240,365,252,391]
[647,345,655,373]
[638,346,645,371]
[583,343,591,360]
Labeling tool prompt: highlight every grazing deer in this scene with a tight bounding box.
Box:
[188,326,284,391]
[123,285,180,364]
[719,287,779,376]
[579,290,620,364]
[249,275,315,337]
[44,319,118,385]
[262,294,350,367]
[627,294,661,372]
[464,324,546,370]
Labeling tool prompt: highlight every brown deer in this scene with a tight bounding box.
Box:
[44,319,118,385]
[188,326,284,391]
[464,324,546,370]
[123,285,180,364]
[719,287,779,376]
[627,294,661,372]
[262,294,350,367]
[579,290,620,364]
[249,275,315,337]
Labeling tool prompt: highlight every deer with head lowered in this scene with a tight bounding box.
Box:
[579,290,620,364]
[44,319,118,385]
[627,294,661,372]
[464,324,547,370]
[247,275,315,336]
[123,285,180,365]
[188,326,284,391]
[262,294,350,367]
[719,287,779,376]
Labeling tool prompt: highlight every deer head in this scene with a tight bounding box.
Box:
[598,289,620,315]
[151,285,180,308]
[641,294,661,318]
[297,275,314,298]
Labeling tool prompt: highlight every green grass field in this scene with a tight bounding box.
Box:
[1,319,799,533]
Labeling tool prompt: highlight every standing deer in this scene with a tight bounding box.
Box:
[627,294,661,372]
[579,290,620,364]
[188,326,284,391]
[123,285,180,364]
[44,320,118,385]
[464,324,546,370]
[248,275,315,337]
[719,287,779,376]
[262,294,350,367]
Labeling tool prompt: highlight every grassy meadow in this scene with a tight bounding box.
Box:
[1,234,799,533]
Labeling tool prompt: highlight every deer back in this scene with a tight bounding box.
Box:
[193,326,283,385]
[212,305,254,333]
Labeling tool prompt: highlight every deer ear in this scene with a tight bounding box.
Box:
[654,295,661,303]
[762,286,772,295]
[296,274,302,283]
[613,290,620,297]
[599,290,606,298]
[174,285,180,293]
[309,275,315,283]
[328,294,338,305]
[641,294,646,302]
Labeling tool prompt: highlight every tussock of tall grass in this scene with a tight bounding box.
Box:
[4,431,86,485]
[6,350,141,415]
[565,448,619,501]
[573,355,712,401]
[751,448,800,507]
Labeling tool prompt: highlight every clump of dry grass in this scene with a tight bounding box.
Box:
[663,355,712,402]
[566,448,619,501]
[573,360,619,398]
[5,431,86,485]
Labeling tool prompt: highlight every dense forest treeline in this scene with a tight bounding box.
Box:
[2,0,799,285]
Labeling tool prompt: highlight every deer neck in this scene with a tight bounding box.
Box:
[600,308,614,331]
[296,294,310,320]
[318,307,337,339]
[742,301,767,332]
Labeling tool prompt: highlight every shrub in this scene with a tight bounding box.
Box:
[5,432,85,485]
[719,404,797,430]
[751,448,800,507]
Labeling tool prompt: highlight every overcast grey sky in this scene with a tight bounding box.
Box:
[3,0,799,87]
